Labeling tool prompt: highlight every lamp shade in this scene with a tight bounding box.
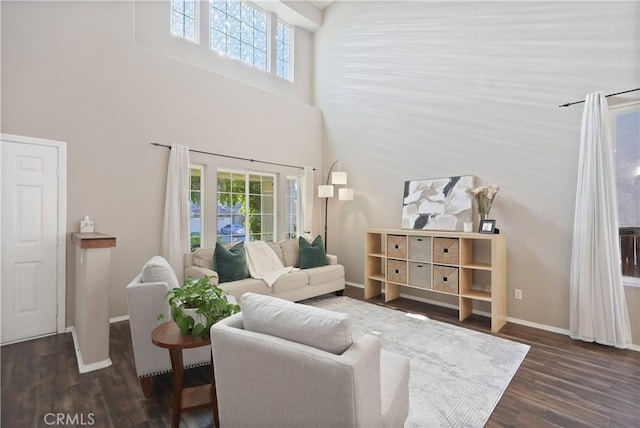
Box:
[338,188,354,201]
[318,184,334,198]
[331,171,347,185]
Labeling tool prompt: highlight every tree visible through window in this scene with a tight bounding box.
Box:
[217,170,275,243]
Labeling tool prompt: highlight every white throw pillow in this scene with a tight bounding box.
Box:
[141,256,180,289]
[241,292,353,354]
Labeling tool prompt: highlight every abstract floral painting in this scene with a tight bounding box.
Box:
[402,176,474,231]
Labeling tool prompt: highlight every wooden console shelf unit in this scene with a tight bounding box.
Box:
[365,228,507,332]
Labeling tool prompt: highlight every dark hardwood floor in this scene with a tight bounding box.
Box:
[2,285,639,427]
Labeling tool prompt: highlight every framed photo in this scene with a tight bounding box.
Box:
[479,219,496,234]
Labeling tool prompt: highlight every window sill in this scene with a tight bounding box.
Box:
[623,276,640,288]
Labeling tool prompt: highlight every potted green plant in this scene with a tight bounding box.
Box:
[159,276,241,337]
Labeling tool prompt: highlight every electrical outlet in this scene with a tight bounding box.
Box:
[515,289,523,300]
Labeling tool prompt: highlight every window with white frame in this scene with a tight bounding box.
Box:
[285,176,300,239]
[217,170,276,243]
[611,102,640,282]
[171,0,198,43]
[276,20,292,81]
[189,165,205,251]
[209,0,268,71]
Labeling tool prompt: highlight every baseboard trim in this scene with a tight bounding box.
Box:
[70,327,113,373]
[110,315,130,324]
[345,281,639,352]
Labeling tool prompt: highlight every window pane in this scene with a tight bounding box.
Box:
[211,10,226,32]
[217,173,231,192]
[227,37,241,59]
[254,30,266,50]
[228,0,241,18]
[249,194,261,211]
[241,22,253,45]
[211,0,226,12]
[248,176,261,194]
[184,17,195,41]
[172,13,184,37]
[241,2,253,21]
[241,43,253,65]
[211,30,226,52]
[262,176,274,195]
[254,10,266,29]
[185,1,195,17]
[228,17,241,39]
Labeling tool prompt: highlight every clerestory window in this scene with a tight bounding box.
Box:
[276,20,292,81]
[171,0,198,43]
[209,0,268,71]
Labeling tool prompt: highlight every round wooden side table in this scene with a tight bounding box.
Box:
[151,321,219,428]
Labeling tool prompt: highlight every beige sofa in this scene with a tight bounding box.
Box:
[211,293,411,428]
[184,238,345,303]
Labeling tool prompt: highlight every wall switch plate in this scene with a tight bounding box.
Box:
[515,289,523,300]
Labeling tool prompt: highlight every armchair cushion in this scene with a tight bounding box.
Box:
[140,256,179,289]
[241,293,353,354]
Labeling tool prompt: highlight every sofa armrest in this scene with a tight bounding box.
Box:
[184,252,195,267]
[125,275,172,378]
[326,254,338,265]
[184,265,220,285]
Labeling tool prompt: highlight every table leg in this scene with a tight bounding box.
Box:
[169,348,184,428]
[211,356,220,428]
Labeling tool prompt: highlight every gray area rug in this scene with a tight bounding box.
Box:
[308,296,530,428]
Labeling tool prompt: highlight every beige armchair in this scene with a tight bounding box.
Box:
[125,256,211,397]
[210,293,410,428]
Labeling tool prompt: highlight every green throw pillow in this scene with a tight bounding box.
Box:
[214,242,249,283]
[299,236,328,269]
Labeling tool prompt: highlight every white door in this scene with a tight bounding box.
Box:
[2,139,60,343]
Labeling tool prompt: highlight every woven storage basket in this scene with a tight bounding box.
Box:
[432,265,459,294]
[433,238,459,265]
[387,259,407,283]
[387,235,407,259]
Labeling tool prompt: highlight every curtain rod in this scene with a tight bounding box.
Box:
[559,88,640,108]
[151,142,314,170]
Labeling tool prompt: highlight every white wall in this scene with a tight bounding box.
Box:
[315,1,640,343]
[1,0,323,325]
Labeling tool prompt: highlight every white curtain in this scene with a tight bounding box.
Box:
[161,144,190,284]
[299,166,314,239]
[569,92,632,349]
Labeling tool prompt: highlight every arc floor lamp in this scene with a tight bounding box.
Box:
[318,160,354,251]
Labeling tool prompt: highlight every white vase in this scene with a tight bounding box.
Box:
[182,308,206,327]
